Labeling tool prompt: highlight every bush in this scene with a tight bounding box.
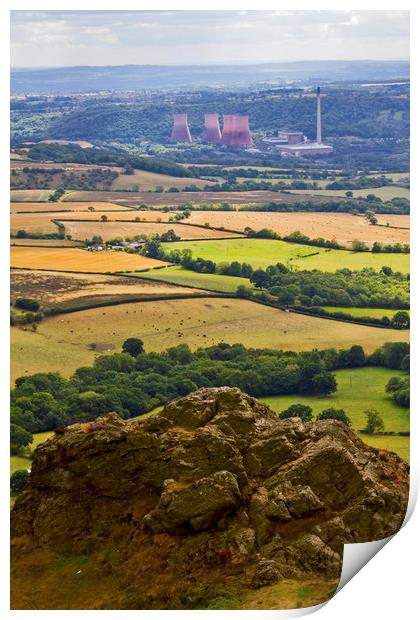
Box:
[364,409,385,434]
[317,408,351,426]
[279,404,313,422]
[15,298,40,312]
[10,470,31,497]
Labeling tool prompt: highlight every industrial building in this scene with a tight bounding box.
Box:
[276,87,333,157]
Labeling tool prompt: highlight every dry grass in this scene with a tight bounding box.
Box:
[11,297,409,381]
[187,211,410,247]
[10,246,167,273]
[10,189,53,202]
[11,213,63,234]
[11,239,81,247]
[60,220,243,241]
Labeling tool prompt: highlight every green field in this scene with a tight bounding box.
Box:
[166,238,410,273]
[322,307,410,319]
[290,186,410,200]
[261,366,409,433]
[134,265,252,293]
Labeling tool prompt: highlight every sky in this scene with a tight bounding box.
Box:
[11,10,410,68]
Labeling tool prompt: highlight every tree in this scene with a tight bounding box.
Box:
[312,371,337,395]
[400,354,410,372]
[351,239,369,252]
[347,345,366,367]
[10,423,33,453]
[364,409,385,434]
[142,237,163,259]
[122,338,144,357]
[391,311,410,329]
[381,266,393,276]
[100,215,108,222]
[279,404,313,422]
[250,269,271,289]
[15,298,40,312]
[10,470,31,497]
[317,408,351,426]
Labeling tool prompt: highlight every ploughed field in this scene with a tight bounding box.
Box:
[166,238,410,273]
[11,297,409,382]
[10,246,167,273]
[60,190,331,206]
[11,269,206,310]
[186,211,410,247]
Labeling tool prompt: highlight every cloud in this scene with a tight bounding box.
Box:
[10,10,409,67]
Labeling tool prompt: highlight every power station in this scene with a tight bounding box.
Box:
[169,87,332,156]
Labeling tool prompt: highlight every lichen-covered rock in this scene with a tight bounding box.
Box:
[11,387,409,601]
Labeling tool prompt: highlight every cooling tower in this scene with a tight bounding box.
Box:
[170,113,192,143]
[232,115,253,146]
[202,112,221,143]
[221,115,235,145]
[221,115,253,147]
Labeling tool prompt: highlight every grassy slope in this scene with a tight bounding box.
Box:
[166,238,409,273]
[135,265,252,293]
[10,298,408,382]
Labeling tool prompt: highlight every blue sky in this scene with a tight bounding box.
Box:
[11,10,409,68]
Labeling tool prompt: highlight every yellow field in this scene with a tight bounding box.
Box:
[111,169,214,191]
[11,239,81,247]
[60,220,243,242]
[11,213,62,234]
[10,246,168,273]
[11,297,409,382]
[11,201,132,214]
[187,211,410,246]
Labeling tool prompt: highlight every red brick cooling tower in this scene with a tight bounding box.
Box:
[170,113,192,143]
[202,112,222,143]
[221,115,253,147]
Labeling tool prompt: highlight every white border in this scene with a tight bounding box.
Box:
[2,2,417,618]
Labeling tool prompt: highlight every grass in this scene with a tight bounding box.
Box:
[290,186,410,200]
[10,246,167,273]
[134,265,252,293]
[166,238,410,273]
[261,367,409,460]
[11,297,408,382]
[322,307,409,319]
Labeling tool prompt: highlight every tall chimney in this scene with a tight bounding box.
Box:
[203,112,221,143]
[170,113,192,143]
[316,87,322,144]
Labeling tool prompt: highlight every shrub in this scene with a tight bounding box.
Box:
[279,404,313,422]
[364,409,385,434]
[15,298,40,312]
[317,408,351,426]
[10,470,31,497]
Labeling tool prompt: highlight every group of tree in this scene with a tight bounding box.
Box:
[241,197,409,216]
[10,340,408,455]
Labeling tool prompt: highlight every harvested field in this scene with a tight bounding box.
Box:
[62,190,332,206]
[11,239,81,247]
[166,238,410,273]
[10,246,168,273]
[290,187,410,200]
[11,213,63,234]
[11,297,409,381]
[59,220,244,242]
[11,201,133,214]
[111,169,215,191]
[11,269,205,309]
[187,211,410,247]
[10,189,53,202]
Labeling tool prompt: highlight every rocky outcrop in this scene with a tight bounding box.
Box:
[11,387,409,603]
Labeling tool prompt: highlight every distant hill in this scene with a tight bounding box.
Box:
[10,60,410,94]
